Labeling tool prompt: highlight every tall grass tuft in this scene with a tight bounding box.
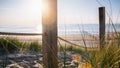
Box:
[86,34,120,68]
[0,37,42,54]
[0,37,23,53]
[29,41,42,53]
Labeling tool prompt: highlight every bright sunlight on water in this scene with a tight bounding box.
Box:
[36,24,42,33]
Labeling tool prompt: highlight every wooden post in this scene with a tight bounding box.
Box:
[99,7,105,49]
[42,0,57,68]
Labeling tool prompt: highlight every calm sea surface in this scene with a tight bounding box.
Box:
[0,24,120,35]
[59,24,120,35]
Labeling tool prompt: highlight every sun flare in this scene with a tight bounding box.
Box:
[36,25,42,33]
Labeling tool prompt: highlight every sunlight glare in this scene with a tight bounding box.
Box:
[20,0,42,20]
[42,0,57,25]
[36,24,42,33]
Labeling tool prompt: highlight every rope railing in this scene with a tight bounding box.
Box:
[0,32,42,36]
[0,31,99,49]
[0,32,117,49]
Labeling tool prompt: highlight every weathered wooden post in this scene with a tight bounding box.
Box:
[99,7,105,49]
[42,0,58,68]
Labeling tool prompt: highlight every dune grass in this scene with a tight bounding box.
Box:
[59,33,120,68]
[84,33,120,68]
[29,41,42,53]
[0,33,120,68]
[0,38,23,53]
[0,37,42,54]
[86,44,120,68]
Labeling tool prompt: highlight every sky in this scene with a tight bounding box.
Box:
[0,0,42,26]
[58,0,120,24]
[0,0,120,27]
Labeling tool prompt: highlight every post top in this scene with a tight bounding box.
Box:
[99,7,105,9]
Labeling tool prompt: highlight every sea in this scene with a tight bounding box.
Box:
[0,24,120,35]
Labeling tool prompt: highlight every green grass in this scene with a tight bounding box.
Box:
[84,33,120,68]
[86,45,120,68]
[29,41,42,53]
[0,37,23,53]
[0,37,42,54]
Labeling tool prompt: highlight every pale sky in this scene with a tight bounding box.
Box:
[0,0,120,26]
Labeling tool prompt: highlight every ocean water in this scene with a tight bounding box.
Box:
[58,24,120,35]
[0,25,41,33]
[0,24,120,35]
[58,24,99,35]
